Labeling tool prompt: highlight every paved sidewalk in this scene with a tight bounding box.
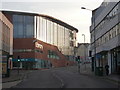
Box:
[2,70,33,88]
[2,70,31,83]
[66,64,120,85]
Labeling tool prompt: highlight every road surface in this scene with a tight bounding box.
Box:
[11,66,119,88]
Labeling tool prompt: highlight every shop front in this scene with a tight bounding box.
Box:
[111,47,120,74]
[2,52,13,77]
[96,47,120,75]
[12,58,37,70]
[12,58,52,70]
[95,51,108,76]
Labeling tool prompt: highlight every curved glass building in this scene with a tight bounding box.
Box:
[3,11,78,69]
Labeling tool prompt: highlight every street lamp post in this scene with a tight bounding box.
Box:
[82,34,86,70]
[81,7,96,72]
[17,56,20,75]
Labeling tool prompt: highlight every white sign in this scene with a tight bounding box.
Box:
[35,42,43,50]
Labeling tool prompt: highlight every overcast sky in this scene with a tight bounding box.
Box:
[1,0,104,43]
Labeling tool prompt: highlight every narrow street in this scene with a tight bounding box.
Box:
[53,67,119,88]
[12,69,61,88]
[11,66,119,88]
[1,1,120,90]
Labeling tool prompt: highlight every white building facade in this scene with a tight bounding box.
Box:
[90,1,120,74]
[75,43,91,63]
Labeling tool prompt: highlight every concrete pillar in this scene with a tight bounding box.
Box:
[0,20,2,62]
[108,51,111,74]
[20,62,22,69]
[0,19,2,90]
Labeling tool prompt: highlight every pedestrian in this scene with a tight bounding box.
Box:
[105,64,109,76]
[66,63,68,66]
[50,63,52,68]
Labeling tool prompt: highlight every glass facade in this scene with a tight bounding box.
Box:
[34,16,77,56]
[13,15,34,38]
[13,14,77,60]
[12,58,51,69]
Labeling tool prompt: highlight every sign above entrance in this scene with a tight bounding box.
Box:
[35,42,43,50]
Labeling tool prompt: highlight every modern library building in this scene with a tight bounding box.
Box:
[2,11,78,69]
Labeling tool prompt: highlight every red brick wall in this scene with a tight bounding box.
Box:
[13,38,35,59]
[13,38,76,68]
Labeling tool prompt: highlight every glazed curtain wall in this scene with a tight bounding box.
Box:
[35,16,76,56]
[13,15,76,56]
[13,15,34,38]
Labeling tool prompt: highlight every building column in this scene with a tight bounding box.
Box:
[20,62,22,69]
[108,51,111,74]
[117,48,120,74]
[0,24,2,63]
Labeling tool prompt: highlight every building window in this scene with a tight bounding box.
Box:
[95,3,119,34]
[119,23,120,34]
[47,50,59,59]
[17,23,24,37]
[13,15,34,38]
[13,62,20,67]
[35,49,43,53]
[13,49,43,53]
[115,25,118,36]
[109,30,112,39]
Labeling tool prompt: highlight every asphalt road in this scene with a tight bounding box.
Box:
[11,67,119,88]
[12,69,61,88]
[53,67,119,88]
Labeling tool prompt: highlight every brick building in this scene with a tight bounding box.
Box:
[2,11,78,69]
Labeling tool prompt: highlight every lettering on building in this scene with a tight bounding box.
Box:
[35,42,43,50]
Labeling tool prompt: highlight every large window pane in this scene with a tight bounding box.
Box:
[53,23,58,46]
[25,16,34,23]
[25,16,34,38]
[13,23,18,37]
[26,24,33,37]
[119,23,120,34]
[36,16,40,39]
[13,15,34,38]
[18,23,24,37]
[47,20,51,43]
[42,18,47,42]
[50,21,54,44]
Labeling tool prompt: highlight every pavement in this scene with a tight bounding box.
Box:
[65,63,120,85]
[2,70,33,89]
[1,63,120,89]
[2,70,29,83]
[53,67,119,88]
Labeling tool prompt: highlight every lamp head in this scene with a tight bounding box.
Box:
[82,34,85,36]
[81,7,86,9]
